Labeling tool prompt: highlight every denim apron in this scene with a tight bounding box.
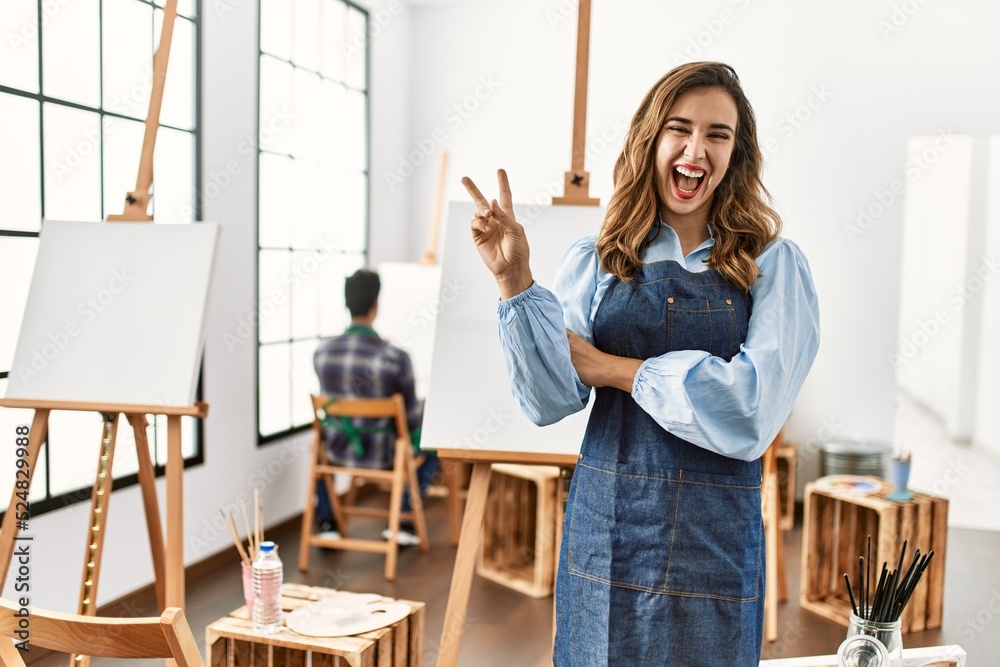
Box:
[553,259,764,666]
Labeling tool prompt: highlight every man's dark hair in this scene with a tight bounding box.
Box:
[345,269,380,317]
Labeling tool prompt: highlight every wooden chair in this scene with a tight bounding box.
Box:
[0,598,203,666]
[299,394,429,581]
[762,428,790,643]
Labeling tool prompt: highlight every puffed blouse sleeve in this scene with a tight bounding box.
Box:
[630,238,821,461]
[496,236,599,426]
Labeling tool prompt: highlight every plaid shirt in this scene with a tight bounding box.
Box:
[313,325,423,469]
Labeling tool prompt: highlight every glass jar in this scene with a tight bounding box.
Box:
[837,611,903,667]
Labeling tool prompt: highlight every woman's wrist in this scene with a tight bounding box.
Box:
[609,357,643,393]
[496,267,533,300]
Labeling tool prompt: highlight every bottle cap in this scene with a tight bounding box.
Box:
[259,541,276,552]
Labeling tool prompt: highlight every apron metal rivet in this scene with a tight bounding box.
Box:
[726,299,732,305]
[667,297,674,304]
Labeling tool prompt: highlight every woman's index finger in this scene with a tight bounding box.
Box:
[461,176,489,208]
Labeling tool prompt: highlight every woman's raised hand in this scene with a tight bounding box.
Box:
[462,169,533,300]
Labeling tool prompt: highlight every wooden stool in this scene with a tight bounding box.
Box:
[800,478,948,632]
[205,583,424,666]
[476,464,562,598]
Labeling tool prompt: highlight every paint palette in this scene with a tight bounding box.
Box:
[814,475,883,496]
[285,593,413,638]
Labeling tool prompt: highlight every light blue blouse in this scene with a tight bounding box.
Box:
[496,222,821,462]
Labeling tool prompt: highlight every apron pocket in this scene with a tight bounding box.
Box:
[666,297,741,361]
[568,463,762,602]
[665,470,762,602]
[566,462,681,593]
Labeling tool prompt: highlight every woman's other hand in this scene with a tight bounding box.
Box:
[462,169,533,299]
[568,330,643,393]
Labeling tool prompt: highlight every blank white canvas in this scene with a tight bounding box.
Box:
[376,261,442,398]
[421,201,603,456]
[6,220,219,406]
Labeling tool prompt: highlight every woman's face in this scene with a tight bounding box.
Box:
[654,87,739,223]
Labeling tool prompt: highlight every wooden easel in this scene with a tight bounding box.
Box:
[0,2,197,665]
[434,3,598,665]
[0,399,206,667]
[420,151,449,266]
[435,451,576,667]
[551,0,600,208]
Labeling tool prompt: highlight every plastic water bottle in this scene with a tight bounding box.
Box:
[252,541,283,634]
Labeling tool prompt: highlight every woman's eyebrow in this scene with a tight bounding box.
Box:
[665,116,735,133]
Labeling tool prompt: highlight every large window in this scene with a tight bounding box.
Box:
[0,0,200,515]
[257,0,369,442]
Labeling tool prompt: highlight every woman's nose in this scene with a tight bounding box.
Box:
[684,133,706,160]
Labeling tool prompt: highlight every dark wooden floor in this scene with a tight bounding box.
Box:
[27,496,1000,666]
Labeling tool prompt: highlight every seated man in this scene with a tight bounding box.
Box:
[312,269,438,546]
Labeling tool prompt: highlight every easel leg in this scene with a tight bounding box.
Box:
[166,416,184,608]
[437,462,491,667]
[0,409,49,589]
[129,413,166,611]
[443,460,463,547]
[71,413,120,667]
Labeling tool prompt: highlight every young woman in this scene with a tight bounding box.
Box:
[463,62,820,666]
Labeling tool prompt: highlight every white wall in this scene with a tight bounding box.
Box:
[974,137,1000,458]
[402,0,1000,496]
[3,0,415,611]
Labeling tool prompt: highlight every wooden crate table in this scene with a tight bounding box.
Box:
[205,583,424,667]
[800,478,948,633]
[476,464,562,598]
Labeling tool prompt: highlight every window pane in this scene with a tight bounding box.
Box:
[103,0,153,121]
[109,417,140,479]
[153,127,195,223]
[0,380,47,503]
[292,68,323,162]
[47,410,103,495]
[293,0,321,72]
[103,115,147,221]
[0,0,40,92]
[345,8,366,90]
[42,0,99,107]
[320,0,347,83]
[43,104,102,222]
[156,12,196,131]
[259,152,294,248]
[317,80,343,166]
[291,160,325,249]
[0,94,42,231]
[329,170,366,252]
[259,343,291,436]
[291,338,319,425]
[290,250,319,338]
[259,249,292,343]
[260,0,292,60]
[260,56,294,155]
[153,414,196,466]
[318,252,363,337]
[0,237,40,372]
[343,89,366,172]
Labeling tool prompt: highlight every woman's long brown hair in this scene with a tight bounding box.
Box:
[596,62,780,292]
